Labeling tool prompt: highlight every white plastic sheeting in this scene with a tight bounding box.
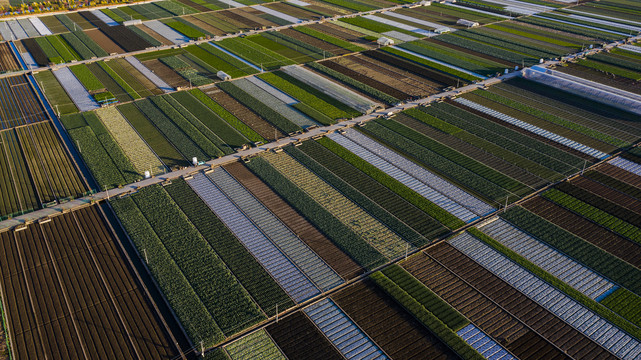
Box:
[534,15,630,36]
[144,20,190,44]
[609,157,641,177]
[247,76,299,105]
[479,218,616,300]
[455,97,609,159]
[29,17,52,36]
[392,46,487,79]
[305,299,388,360]
[523,66,641,116]
[52,67,100,112]
[282,65,380,114]
[385,12,453,32]
[187,172,320,303]
[327,130,493,222]
[210,167,343,291]
[21,52,38,70]
[91,9,120,26]
[218,0,245,7]
[363,15,434,36]
[451,232,641,360]
[254,5,301,24]
[458,325,516,360]
[17,19,39,38]
[287,0,310,6]
[125,56,173,93]
[234,78,317,128]
[7,20,27,40]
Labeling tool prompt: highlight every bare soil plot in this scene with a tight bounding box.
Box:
[332,279,460,359]
[206,89,285,141]
[143,59,190,89]
[426,243,614,359]
[85,29,124,54]
[522,195,641,270]
[266,311,342,360]
[404,251,567,360]
[0,206,180,360]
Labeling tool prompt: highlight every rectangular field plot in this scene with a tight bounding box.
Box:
[0,206,181,360]
[0,75,49,129]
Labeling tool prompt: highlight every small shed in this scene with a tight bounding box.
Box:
[123,19,142,26]
[457,19,479,27]
[217,71,232,81]
[377,37,394,46]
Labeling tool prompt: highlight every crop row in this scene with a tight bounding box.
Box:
[95,106,165,175]
[318,136,464,229]
[159,55,212,87]
[163,93,235,154]
[186,172,320,303]
[436,33,534,66]
[493,79,641,141]
[330,130,485,222]
[370,268,483,360]
[450,232,641,358]
[398,40,503,76]
[259,71,354,122]
[262,151,409,260]
[476,88,629,148]
[152,95,223,158]
[0,129,38,219]
[422,103,582,175]
[186,44,252,78]
[233,78,316,129]
[217,37,294,71]
[297,140,449,242]
[385,116,528,195]
[165,178,293,317]
[362,121,511,203]
[127,185,265,337]
[0,75,48,128]
[209,167,343,292]
[218,81,300,134]
[543,187,641,245]
[17,122,86,202]
[306,62,399,106]
[502,206,641,296]
[188,88,263,143]
[465,228,641,347]
[383,47,479,82]
[478,218,614,300]
[110,195,223,347]
[135,98,208,161]
[245,156,386,269]
[285,144,428,247]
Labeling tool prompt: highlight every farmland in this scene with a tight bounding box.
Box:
[0,205,181,359]
[2,0,641,358]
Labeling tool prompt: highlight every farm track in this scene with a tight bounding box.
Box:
[403,251,566,360]
[224,161,363,281]
[424,242,616,359]
[0,206,180,359]
[521,196,641,269]
[265,311,341,360]
[331,279,459,360]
